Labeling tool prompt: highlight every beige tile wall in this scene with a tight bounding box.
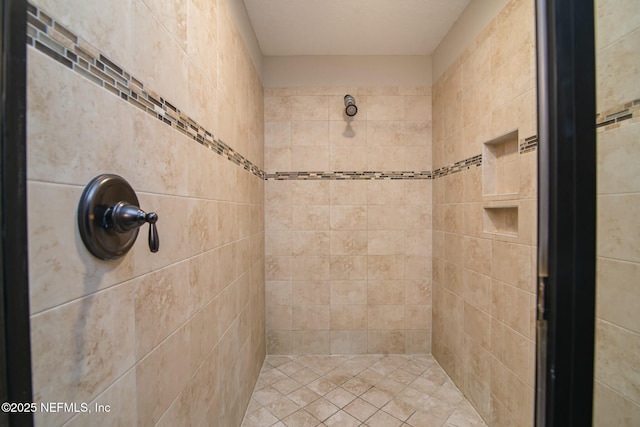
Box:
[431,0,537,426]
[594,0,640,424]
[27,0,265,426]
[264,87,433,355]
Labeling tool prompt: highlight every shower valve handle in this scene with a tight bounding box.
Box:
[105,202,160,253]
[147,212,159,253]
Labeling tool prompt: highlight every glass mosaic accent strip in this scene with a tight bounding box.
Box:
[432,154,483,178]
[596,99,640,132]
[265,171,433,180]
[26,3,265,180]
[520,135,538,154]
[264,136,538,181]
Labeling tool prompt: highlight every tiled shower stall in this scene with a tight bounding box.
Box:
[23,0,640,425]
[263,0,537,425]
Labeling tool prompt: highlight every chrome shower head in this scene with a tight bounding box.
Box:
[344,94,358,117]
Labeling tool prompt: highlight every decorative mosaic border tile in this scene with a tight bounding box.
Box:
[432,154,483,178]
[265,171,433,180]
[596,99,640,132]
[265,136,537,181]
[520,135,538,154]
[264,101,637,181]
[25,3,265,180]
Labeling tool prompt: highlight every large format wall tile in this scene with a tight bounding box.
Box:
[30,0,132,69]
[593,380,640,426]
[135,324,191,426]
[596,0,640,49]
[31,282,136,426]
[596,28,640,112]
[27,50,134,186]
[134,262,191,359]
[598,194,640,263]
[132,0,189,110]
[64,369,138,427]
[595,320,640,404]
[28,181,133,314]
[596,258,640,334]
[597,121,640,195]
[141,0,187,49]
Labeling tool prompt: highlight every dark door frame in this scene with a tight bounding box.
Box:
[1,0,600,426]
[535,0,596,426]
[2,0,34,425]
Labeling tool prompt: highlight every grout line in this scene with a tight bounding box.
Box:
[597,318,640,338]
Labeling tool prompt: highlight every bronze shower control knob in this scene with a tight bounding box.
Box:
[77,174,160,260]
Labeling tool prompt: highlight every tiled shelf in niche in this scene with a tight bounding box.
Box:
[483,206,518,237]
[482,130,519,197]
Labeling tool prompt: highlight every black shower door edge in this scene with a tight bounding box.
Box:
[535,0,596,426]
[2,0,34,425]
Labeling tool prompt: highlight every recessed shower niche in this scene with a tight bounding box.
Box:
[483,205,519,236]
[482,130,520,237]
[482,129,519,197]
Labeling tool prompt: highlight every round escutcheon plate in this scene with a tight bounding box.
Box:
[77,174,140,260]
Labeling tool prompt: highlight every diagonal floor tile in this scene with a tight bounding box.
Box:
[264,395,302,420]
[360,387,394,408]
[273,378,304,395]
[243,355,487,427]
[287,386,321,407]
[343,397,378,422]
[282,409,320,427]
[365,410,403,427]
[381,398,417,422]
[304,397,340,422]
[324,387,357,408]
[241,407,280,427]
[324,410,361,427]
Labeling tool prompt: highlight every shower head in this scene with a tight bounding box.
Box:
[344,94,358,117]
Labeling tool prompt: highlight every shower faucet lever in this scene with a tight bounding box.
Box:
[105,202,160,253]
[147,212,159,253]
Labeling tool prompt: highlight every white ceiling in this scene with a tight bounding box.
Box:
[242,0,471,56]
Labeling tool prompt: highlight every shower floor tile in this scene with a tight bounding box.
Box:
[241,354,486,427]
